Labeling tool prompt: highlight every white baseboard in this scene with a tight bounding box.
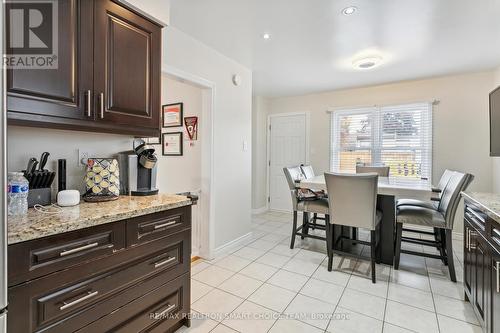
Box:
[210,232,253,259]
[252,206,268,215]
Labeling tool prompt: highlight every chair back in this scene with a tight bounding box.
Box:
[300,165,315,179]
[283,166,303,210]
[325,172,379,230]
[436,169,454,193]
[356,165,390,177]
[438,172,474,229]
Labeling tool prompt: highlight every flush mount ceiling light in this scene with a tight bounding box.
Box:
[262,33,271,40]
[352,56,383,69]
[342,6,358,15]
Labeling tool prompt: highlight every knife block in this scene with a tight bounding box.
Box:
[27,188,51,208]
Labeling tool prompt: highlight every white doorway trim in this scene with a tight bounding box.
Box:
[163,65,216,259]
[266,111,311,212]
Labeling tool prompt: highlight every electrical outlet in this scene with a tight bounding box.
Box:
[78,149,91,167]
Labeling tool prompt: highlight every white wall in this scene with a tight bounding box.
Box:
[252,96,269,210]
[256,71,496,233]
[119,0,170,26]
[492,67,500,193]
[163,27,253,249]
[158,75,202,194]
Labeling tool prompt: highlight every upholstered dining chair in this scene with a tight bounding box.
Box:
[394,171,474,282]
[356,165,390,177]
[397,169,454,209]
[300,164,315,179]
[283,166,329,249]
[324,172,382,283]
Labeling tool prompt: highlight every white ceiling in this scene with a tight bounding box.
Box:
[170,0,500,97]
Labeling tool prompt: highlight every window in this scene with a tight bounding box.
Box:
[330,103,432,183]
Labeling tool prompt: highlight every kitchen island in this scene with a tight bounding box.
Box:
[7,194,192,332]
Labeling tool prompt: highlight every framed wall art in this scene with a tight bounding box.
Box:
[162,132,183,156]
[162,103,183,128]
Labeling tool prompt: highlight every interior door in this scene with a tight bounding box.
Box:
[269,114,307,212]
[7,0,93,121]
[93,0,161,131]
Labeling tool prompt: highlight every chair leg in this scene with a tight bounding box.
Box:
[371,230,376,283]
[311,213,317,230]
[435,227,447,265]
[440,228,448,265]
[326,215,333,271]
[290,211,298,249]
[445,229,457,282]
[394,222,403,270]
[302,212,309,239]
[352,227,358,240]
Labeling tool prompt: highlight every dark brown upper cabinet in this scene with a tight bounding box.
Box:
[6,0,162,137]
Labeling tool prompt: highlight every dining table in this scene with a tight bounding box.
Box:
[299,175,436,265]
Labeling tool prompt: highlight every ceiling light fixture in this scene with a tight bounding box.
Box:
[263,33,271,40]
[352,56,383,69]
[342,6,358,15]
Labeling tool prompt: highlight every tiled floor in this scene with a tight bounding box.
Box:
[180,211,481,333]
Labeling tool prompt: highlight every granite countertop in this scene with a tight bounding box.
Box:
[462,191,500,221]
[7,194,192,245]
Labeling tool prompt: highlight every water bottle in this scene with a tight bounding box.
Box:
[8,172,29,216]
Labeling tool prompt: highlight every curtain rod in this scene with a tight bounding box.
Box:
[325,99,440,113]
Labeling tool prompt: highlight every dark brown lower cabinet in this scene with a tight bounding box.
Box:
[7,205,192,333]
[464,199,500,333]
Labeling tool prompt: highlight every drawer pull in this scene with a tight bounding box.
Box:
[495,262,500,293]
[469,230,477,250]
[156,303,176,318]
[59,291,98,311]
[154,256,176,268]
[154,221,176,230]
[60,242,99,257]
[466,207,485,224]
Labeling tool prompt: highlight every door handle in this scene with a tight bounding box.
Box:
[59,291,98,311]
[60,242,99,257]
[494,261,500,293]
[153,256,176,268]
[99,92,104,119]
[154,220,176,230]
[469,230,477,250]
[86,90,91,117]
[465,228,468,249]
[153,303,176,319]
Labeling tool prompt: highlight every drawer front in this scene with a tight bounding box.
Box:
[8,230,191,333]
[127,205,191,246]
[76,273,190,333]
[9,221,126,285]
[464,204,487,234]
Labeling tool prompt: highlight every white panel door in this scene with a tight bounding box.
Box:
[269,114,307,211]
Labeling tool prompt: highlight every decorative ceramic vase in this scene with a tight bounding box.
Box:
[82,158,120,202]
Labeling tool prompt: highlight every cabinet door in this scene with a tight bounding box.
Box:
[93,0,161,133]
[492,251,500,333]
[464,223,474,298]
[472,230,490,325]
[7,0,93,123]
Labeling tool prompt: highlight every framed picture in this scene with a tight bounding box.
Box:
[162,103,183,128]
[162,132,183,156]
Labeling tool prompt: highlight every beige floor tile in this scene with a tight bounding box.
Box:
[267,269,309,292]
[192,289,243,320]
[210,324,239,333]
[214,255,252,272]
[261,232,288,243]
[384,300,439,333]
[191,280,214,303]
[191,261,212,275]
[247,239,278,251]
[433,294,479,325]
[387,282,434,312]
[312,261,351,287]
[239,262,279,281]
[429,275,465,300]
[282,258,321,276]
[338,288,386,320]
[269,319,323,333]
[382,323,415,333]
[437,314,483,333]
[176,312,218,333]
[222,300,278,333]
[256,252,291,268]
[299,278,344,305]
[193,265,235,287]
[391,269,430,291]
[248,283,297,312]
[218,273,264,298]
[327,306,383,333]
[232,246,267,261]
[347,274,388,298]
[270,244,301,257]
[284,294,336,330]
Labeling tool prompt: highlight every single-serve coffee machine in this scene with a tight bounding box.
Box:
[117,139,159,196]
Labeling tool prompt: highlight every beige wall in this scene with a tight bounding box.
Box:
[159,75,202,194]
[252,96,269,210]
[492,67,500,193]
[258,70,496,233]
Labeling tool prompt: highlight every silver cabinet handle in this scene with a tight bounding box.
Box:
[495,262,500,293]
[156,303,176,318]
[99,92,104,119]
[86,90,91,117]
[59,291,98,311]
[465,228,468,249]
[60,242,99,257]
[154,220,176,230]
[154,256,176,268]
[469,230,477,250]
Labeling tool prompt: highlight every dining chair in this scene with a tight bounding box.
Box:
[394,172,474,282]
[283,166,329,249]
[300,164,326,230]
[396,169,454,209]
[356,165,390,177]
[324,172,382,283]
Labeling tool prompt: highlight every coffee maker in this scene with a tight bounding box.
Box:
[118,139,159,196]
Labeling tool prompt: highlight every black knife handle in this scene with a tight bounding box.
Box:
[39,152,50,171]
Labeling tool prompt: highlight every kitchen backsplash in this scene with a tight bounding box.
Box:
[7,126,133,195]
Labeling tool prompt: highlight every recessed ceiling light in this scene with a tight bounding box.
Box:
[263,33,271,40]
[352,56,383,69]
[342,6,358,15]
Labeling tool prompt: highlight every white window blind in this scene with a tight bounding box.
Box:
[330,102,433,183]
